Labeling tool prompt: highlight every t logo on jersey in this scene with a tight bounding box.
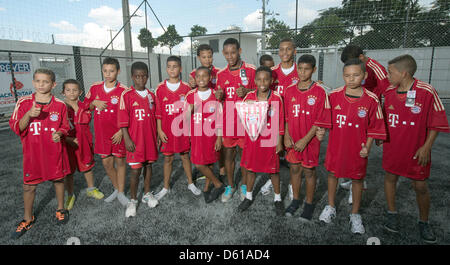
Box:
[193,112,202,124]
[336,114,346,128]
[30,121,42,135]
[388,113,399,128]
[227,87,235,99]
[135,109,145,121]
[276,86,284,95]
[165,104,175,115]
[293,104,301,117]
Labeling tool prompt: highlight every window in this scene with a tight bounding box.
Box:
[209,39,219,53]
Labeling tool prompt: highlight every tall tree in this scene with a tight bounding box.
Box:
[157,24,183,55]
[265,18,294,49]
[137,28,158,53]
[189,25,207,37]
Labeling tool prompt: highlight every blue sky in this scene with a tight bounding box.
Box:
[0,0,435,54]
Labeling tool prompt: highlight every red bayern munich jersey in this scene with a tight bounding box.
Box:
[189,66,220,90]
[118,86,158,163]
[155,80,191,154]
[9,94,71,183]
[67,100,95,173]
[284,82,332,167]
[364,57,390,98]
[382,79,449,180]
[324,87,386,179]
[84,81,127,156]
[185,88,223,165]
[271,63,299,97]
[216,61,256,139]
[240,90,284,174]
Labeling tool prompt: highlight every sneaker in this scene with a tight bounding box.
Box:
[240,185,247,201]
[11,216,35,239]
[348,187,353,205]
[86,188,104,200]
[221,185,235,202]
[340,180,352,190]
[349,213,365,234]
[299,202,315,222]
[319,205,336,224]
[261,179,272,196]
[384,212,399,233]
[154,188,170,201]
[238,198,253,212]
[288,184,293,201]
[64,194,75,211]
[206,184,225,203]
[285,200,300,217]
[418,221,437,244]
[274,201,285,216]
[56,209,69,225]
[142,192,159,208]
[188,183,202,196]
[125,199,138,218]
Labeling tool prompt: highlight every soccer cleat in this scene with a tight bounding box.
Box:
[319,205,336,224]
[221,185,235,203]
[64,194,76,211]
[240,185,247,201]
[238,198,253,212]
[285,200,300,217]
[288,184,293,201]
[299,202,315,222]
[146,194,159,208]
[154,188,170,201]
[125,199,138,217]
[418,221,437,244]
[384,212,400,233]
[56,209,69,225]
[11,216,35,239]
[274,201,285,216]
[206,184,225,203]
[86,188,104,200]
[188,183,202,196]
[141,192,152,204]
[349,214,365,234]
[260,179,272,196]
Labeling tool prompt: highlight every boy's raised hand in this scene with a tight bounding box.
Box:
[413,145,431,167]
[28,102,42,118]
[111,129,123,145]
[360,143,369,158]
[92,100,108,111]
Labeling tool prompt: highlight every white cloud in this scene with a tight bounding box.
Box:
[243,9,262,31]
[88,5,150,32]
[50,20,78,32]
[287,4,319,27]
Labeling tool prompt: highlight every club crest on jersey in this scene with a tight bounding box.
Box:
[357,107,368,118]
[307,95,317,106]
[411,104,421,114]
[292,79,299,85]
[180,95,185,102]
[111,96,119,105]
[49,112,59,122]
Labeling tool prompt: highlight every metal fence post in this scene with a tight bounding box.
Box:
[8,52,18,103]
[429,46,435,84]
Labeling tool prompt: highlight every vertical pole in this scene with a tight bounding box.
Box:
[190,36,194,71]
[8,52,18,103]
[144,0,152,88]
[429,46,435,84]
[403,0,411,48]
[318,50,324,82]
[261,0,266,52]
[157,54,162,83]
[99,55,103,81]
[295,0,298,35]
[122,0,133,87]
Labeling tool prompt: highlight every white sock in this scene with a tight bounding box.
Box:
[117,192,130,206]
[246,191,253,201]
[274,193,281,202]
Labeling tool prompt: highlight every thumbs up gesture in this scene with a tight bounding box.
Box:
[360,142,369,158]
[29,102,42,118]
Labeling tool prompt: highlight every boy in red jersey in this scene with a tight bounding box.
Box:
[84,57,129,206]
[10,69,70,238]
[155,56,201,201]
[382,55,449,244]
[188,44,225,180]
[318,59,386,234]
[186,66,225,203]
[119,62,159,217]
[259,54,274,68]
[62,79,104,211]
[237,66,285,216]
[215,38,256,203]
[283,55,331,220]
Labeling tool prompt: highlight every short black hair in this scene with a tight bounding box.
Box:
[33,68,56,82]
[167,55,182,67]
[102,57,120,70]
[223,38,240,50]
[343,58,366,73]
[197,44,213,56]
[255,66,272,77]
[62,79,81,92]
[131,61,149,75]
[297,54,316,68]
[195,66,211,76]
[259,54,274,66]
[341,45,364,63]
[279,38,295,48]
[388,54,417,76]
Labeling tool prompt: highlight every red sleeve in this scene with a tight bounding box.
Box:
[276,96,285,135]
[426,88,450,132]
[377,77,391,97]
[118,91,130,128]
[9,98,29,137]
[155,87,162,120]
[313,90,332,128]
[58,103,70,136]
[83,85,96,106]
[367,99,387,140]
